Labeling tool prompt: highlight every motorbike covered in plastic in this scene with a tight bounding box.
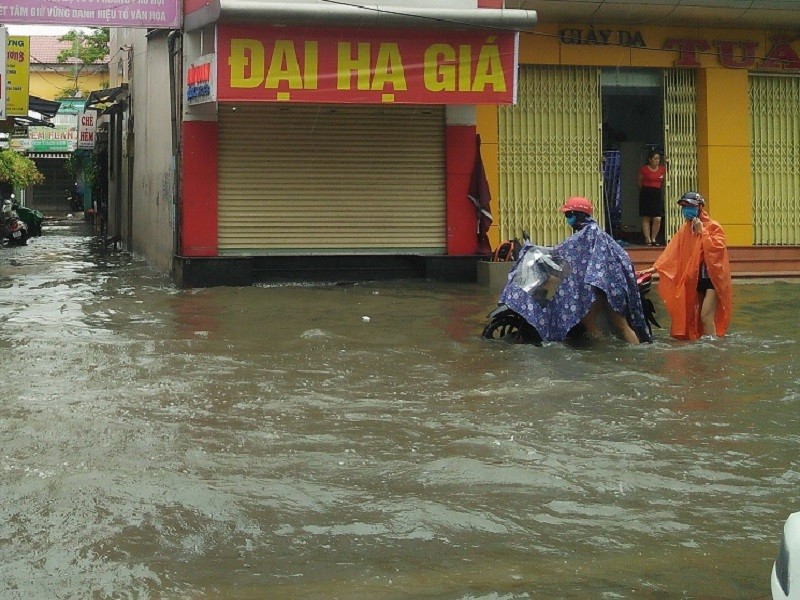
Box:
[13,205,43,237]
[485,224,653,344]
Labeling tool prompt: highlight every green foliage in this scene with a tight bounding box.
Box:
[66,151,100,189]
[0,150,45,188]
[56,28,110,99]
[55,86,85,101]
[57,28,110,65]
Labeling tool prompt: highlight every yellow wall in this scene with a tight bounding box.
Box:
[29,70,108,101]
[696,68,754,246]
[477,23,774,247]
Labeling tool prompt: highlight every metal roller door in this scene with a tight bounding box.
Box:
[217,103,446,254]
[29,155,72,214]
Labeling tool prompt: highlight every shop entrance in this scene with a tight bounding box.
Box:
[601,69,664,244]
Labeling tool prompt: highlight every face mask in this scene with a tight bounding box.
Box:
[566,215,578,228]
[681,206,699,220]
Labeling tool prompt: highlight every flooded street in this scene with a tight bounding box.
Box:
[1,220,798,599]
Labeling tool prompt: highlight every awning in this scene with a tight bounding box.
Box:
[30,96,61,119]
[508,0,800,29]
[84,85,129,116]
[8,96,61,129]
[12,114,55,128]
[186,1,537,32]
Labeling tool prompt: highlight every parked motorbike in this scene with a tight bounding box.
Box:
[481,238,660,345]
[7,195,43,237]
[67,187,83,212]
[1,198,30,246]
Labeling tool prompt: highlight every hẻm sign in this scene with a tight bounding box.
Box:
[78,110,97,150]
[217,25,519,105]
[0,0,181,29]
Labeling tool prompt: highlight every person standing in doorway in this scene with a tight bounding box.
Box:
[637,150,666,246]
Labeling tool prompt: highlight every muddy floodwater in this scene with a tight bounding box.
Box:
[1,220,798,599]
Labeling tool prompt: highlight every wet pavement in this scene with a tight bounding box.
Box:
[1,218,798,599]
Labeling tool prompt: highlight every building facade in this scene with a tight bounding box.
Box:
[109,1,536,284]
[113,0,800,285]
[478,0,800,275]
[28,35,108,101]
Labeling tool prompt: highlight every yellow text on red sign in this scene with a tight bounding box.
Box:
[218,26,519,104]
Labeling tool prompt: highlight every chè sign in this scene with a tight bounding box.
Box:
[78,111,97,150]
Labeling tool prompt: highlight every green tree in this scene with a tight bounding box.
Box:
[56,28,110,99]
[0,150,45,189]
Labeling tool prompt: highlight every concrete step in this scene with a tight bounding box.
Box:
[626,245,800,278]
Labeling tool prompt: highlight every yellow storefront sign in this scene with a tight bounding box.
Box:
[7,36,30,116]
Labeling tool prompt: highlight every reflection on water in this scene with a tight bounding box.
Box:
[1,222,798,599]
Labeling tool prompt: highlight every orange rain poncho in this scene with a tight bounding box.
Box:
[653,211,733,340]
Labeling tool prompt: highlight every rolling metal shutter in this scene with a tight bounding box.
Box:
[217,103,446,254]
[29,155,73,214]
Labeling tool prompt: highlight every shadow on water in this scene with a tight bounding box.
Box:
[0,221,796,598]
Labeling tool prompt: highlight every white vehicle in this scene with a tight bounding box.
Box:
[772,512,800,599]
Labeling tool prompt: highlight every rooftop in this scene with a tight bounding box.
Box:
[29,35,108,66]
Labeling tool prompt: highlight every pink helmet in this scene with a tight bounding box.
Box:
[560,196,594,215]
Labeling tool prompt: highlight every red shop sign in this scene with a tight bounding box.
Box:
[217,25,519,105]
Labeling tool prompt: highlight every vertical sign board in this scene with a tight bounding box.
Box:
[6,36,30,117]
[0,26,6,120]
[77,110,97,150]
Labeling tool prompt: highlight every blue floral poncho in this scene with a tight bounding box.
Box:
[499,222,650,342]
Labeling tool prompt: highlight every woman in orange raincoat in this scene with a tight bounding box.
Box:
[650,192,733,340]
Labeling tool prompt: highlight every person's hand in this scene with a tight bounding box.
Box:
[692,218,703,235]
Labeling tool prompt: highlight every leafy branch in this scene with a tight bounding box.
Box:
[56,28,110,99]
[0,150,45,188]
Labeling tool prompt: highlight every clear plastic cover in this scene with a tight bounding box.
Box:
[510,245,571,306]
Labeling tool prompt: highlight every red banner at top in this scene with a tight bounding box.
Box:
[217,25,519,105]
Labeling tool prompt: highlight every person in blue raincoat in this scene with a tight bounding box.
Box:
[500,196,650,344]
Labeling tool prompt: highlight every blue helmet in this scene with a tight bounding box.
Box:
[678,191,705,206]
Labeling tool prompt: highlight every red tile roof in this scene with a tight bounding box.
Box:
[29,35,108,65]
